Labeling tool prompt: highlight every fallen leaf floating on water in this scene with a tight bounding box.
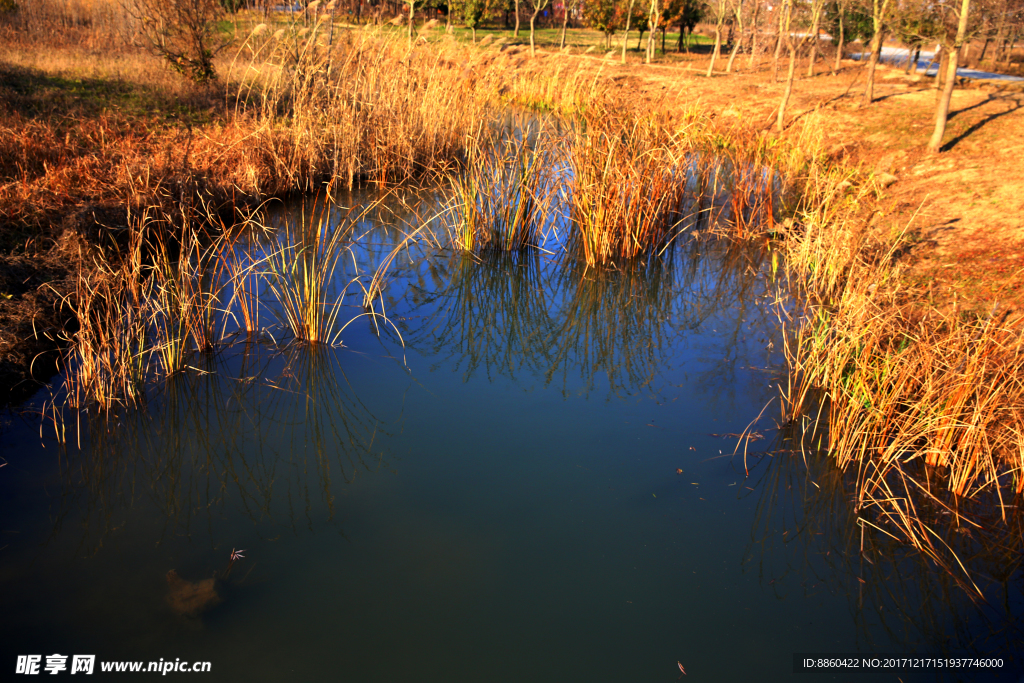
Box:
[677,661,687,676]
[676,468,683,474]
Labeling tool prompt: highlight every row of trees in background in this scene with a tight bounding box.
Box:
[5,0,1021,70]
[4,0,1022,150]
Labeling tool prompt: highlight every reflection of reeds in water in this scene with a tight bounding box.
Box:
[747,426,1024,655]
[549,258,678,396]
[405,250,556,382]
[401,237,774,398]
[448,121,559,252]
[55,342,394,553]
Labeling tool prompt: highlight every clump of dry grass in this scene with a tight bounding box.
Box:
[148,206,226,375]
[446,119,560,252]
[263,199,355,345]
[566,112,693,266]
[0,0,126,51]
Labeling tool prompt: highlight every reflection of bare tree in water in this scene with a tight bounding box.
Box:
[744,429,1024,660]
[399,236,778,398]
[51,343,394,553]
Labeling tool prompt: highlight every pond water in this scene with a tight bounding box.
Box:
[1,186,1022,682]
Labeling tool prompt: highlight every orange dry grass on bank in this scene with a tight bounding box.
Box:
[766,122,1024,585]
[0,22,617,240]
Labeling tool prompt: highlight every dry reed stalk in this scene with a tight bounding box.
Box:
[60,219,150,411]
[263,199,356,345]
[447,120,560,252]
[147,206,228,375]
[217,227,263,338]
[567,114,691,266]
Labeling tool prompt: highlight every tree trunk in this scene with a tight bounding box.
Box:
[726,35,742,72]
[928,0,970,152]
[833,9,844,73]
[707,24,722,76]
[622,0,634,62]
[805,10,820,77]
[726,0,744,74]
[407,0,414,42]
[530,9,540,54]
[772,0,789,81]
[977,37,990,64]
[860,30,883,106]
[560,1,570,48]
[777,38,797,131]
[747,1,760,70]
[645,0,658,63]
[514,0,521,37]
[472,26,477,42]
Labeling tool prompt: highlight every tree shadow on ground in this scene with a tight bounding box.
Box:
[942,92,1024,152]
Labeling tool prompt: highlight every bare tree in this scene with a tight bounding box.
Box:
[122,0,229,82]
[860,0,894,106]
[725,0,746,72]
[831,0,848,71]
[526,0,553,53]
[560,0,582,48]
[772,0,793,80]
[805,0,827,75]
[644,0,661,62]
[706,0,730,75]
[928,0,973,151]
[776,0,797,129]
[622,0,638,61]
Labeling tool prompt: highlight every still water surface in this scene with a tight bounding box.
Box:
[1,190,1021,682]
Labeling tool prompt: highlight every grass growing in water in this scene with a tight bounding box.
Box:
[566,113,693,266]
[447,119,560,252]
